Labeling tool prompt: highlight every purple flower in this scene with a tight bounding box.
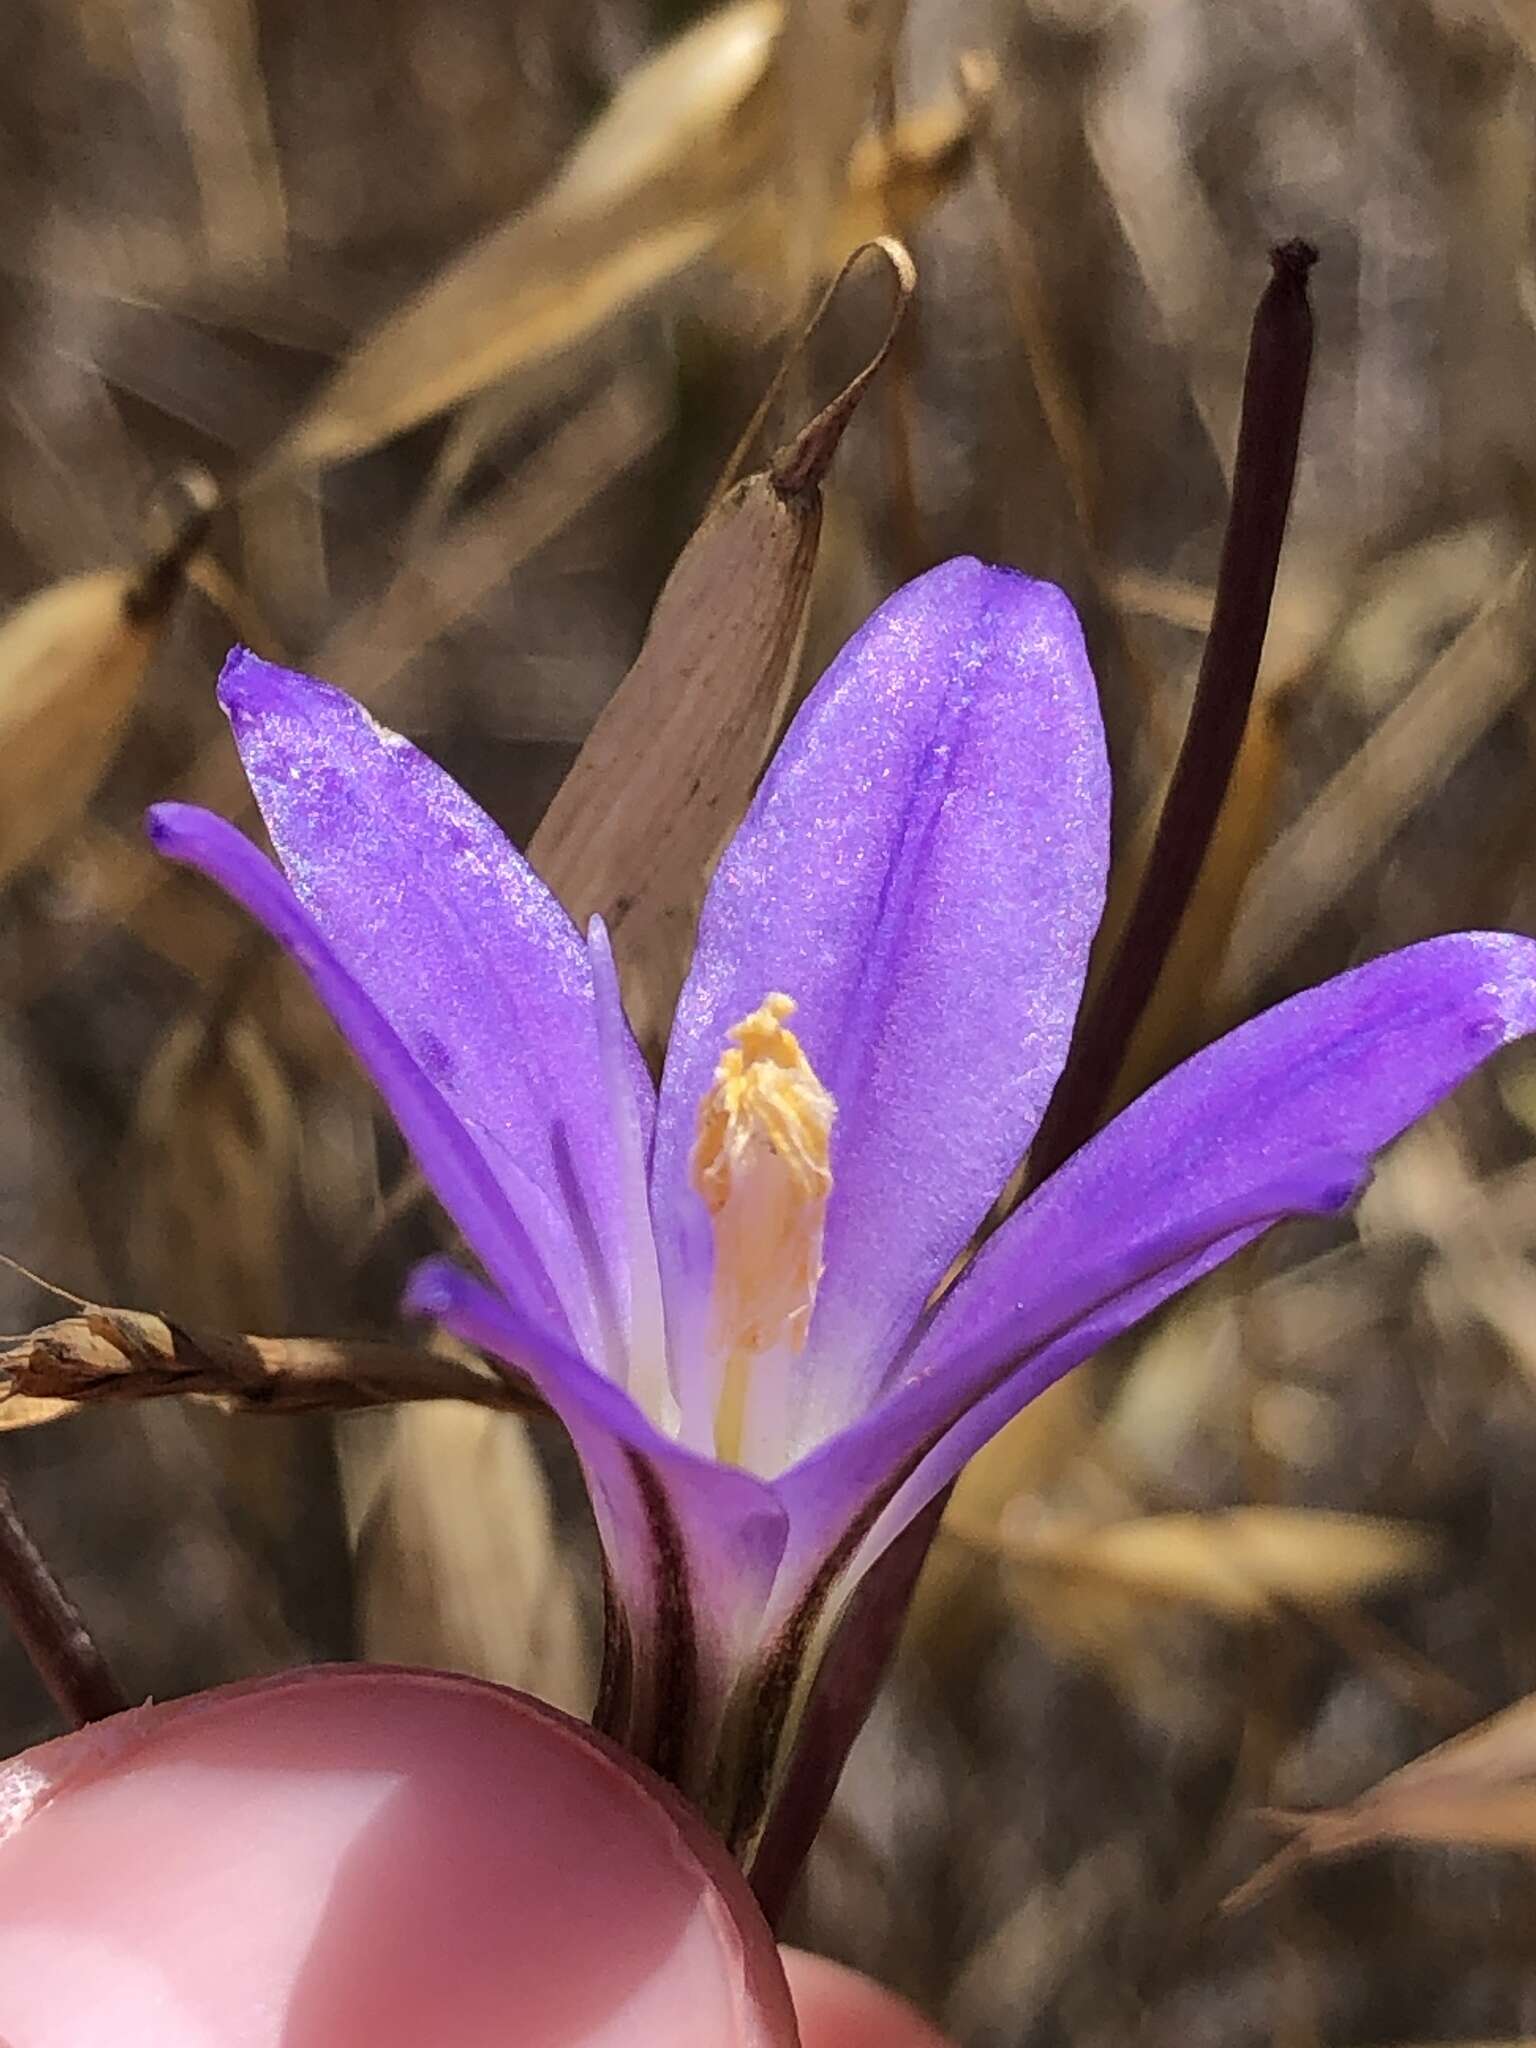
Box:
[148,559,1536,1853]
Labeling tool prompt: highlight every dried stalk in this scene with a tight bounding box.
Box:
[0,1310,541,1427]
[0,1477,126,1725]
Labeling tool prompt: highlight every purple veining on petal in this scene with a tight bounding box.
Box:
[215,648,629,1368]
[652,559,1111,1441]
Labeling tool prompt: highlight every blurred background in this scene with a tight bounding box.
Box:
[4,0,1536,2040]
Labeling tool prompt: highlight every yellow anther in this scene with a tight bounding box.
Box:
[691,994,835,1464]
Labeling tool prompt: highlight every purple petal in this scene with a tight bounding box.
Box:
[771,931,1536,1608]
[212,649,638,1369]
[770,1172,1354,1621]
[148,805,569,1325]
[652,559,1111,1426]
[405,1258,787,1784]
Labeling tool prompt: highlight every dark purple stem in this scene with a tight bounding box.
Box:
[1027,240,1317,1192]
[0,1475,126,1726]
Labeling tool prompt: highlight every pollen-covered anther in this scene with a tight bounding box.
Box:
[691,995,835,1460]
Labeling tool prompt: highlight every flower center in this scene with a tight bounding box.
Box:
[690,994,835,1466]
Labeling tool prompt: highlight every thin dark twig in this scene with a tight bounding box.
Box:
[1026,240,1318,1192]
[0,1475,127,1726]
[124,468,219,624]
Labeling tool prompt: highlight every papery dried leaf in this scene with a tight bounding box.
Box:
[531,237,915,1049]
[528,470,815,1051]
[343,1403,589,1714]
[265,3,780,472]
[982,1508,1441,1622]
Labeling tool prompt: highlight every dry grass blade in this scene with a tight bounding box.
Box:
[344,1404,590,1713]
[271,208,717,476]
[1230,1690,1536,1912]
[262,3,780,474]
[1106,693,1287,1109]
[971,1508,1441,1623]
[546,0,779,212]
[1224,553,1535,990]
[0,1309,538,1424]
[770,0,909,300]
[959,49,1099,543]
[0,571,164,887]
[0,466,213,887]
[1085,29,1237,472]
[128,1010,297,1330]
[724,93,975,291]
[163,0,288,273]
[319,370,668,721]
[57,377,662,1001]
[533,237,915,1047]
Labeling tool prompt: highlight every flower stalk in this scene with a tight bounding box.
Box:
[1027,240,1318,1190]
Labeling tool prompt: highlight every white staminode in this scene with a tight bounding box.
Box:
[690,994,835,1470]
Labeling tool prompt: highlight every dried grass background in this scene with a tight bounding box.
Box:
[3,0,1536,2041]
